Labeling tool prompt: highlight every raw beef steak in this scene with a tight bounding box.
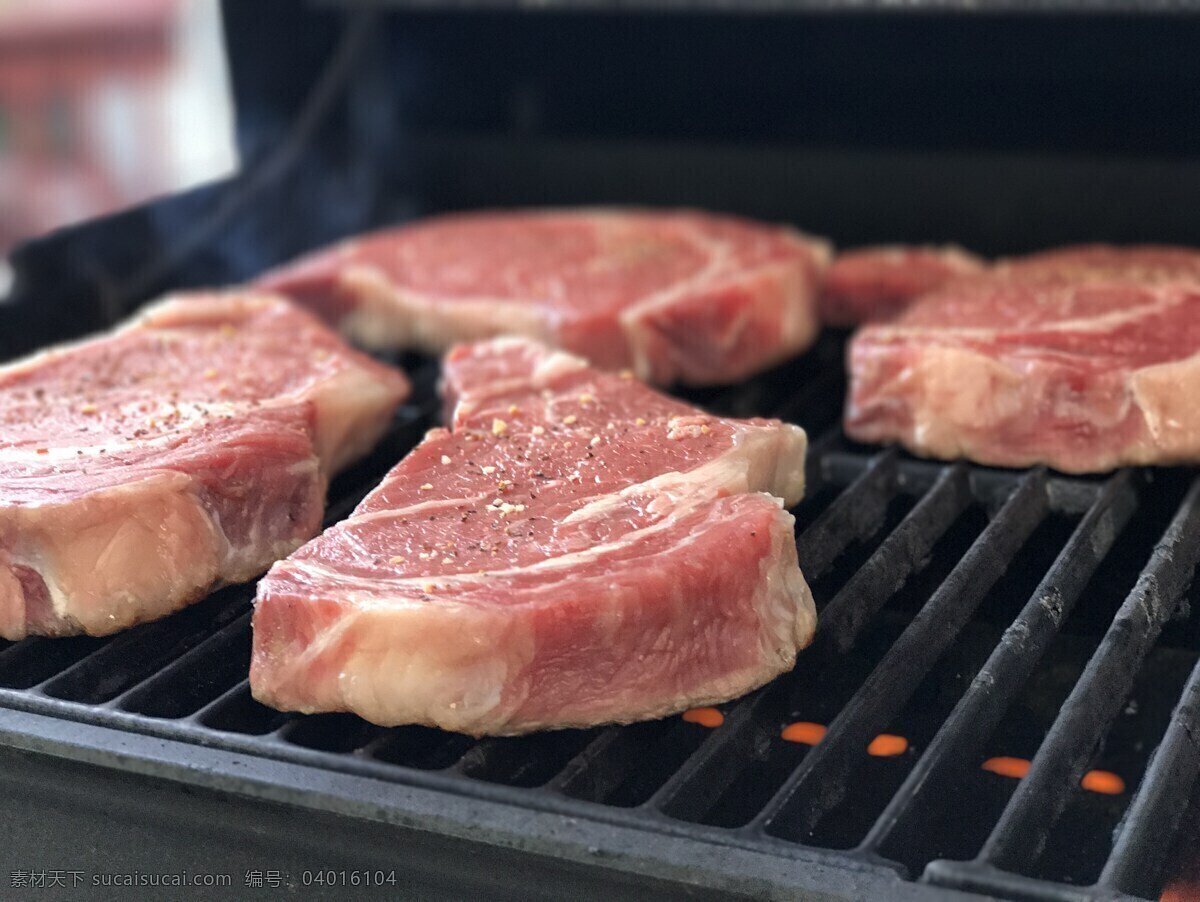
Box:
[251,338,816,735]
[0,293,409,639]
[257,208,831,386]
[820,245,983,326]
[846,245,1200,472]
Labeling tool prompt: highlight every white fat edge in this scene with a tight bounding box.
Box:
[527,344,589,383]
[851,244,977,268]
[125,291,284,332]
[341,270,553,355]
[280,498,719,595]
[211,457,320,575]
[311,599,521,729]
[449,340,587,421]
[118,291,220,330]
[8,469,194,620]
[5,543,70,621]
[904,345,1028,444]
[615,230,800,382]
[776,263,822,349]
[301,365,408,476]
[616,210,826,329]
[0,443,124,464]
[938,245,985,271]
[873,246,912,264]
[630,259,816,376]
[866,286,1190,341]
[790,228,835,270]
[44,568,72,621]
[268,597,358,687]
[266,587,457,669]
[753,506,816,661]
[558,456,749,527]
[203,503,232,574]
[336,493,495,527]
[551,421,802,526]
[742,422,808,506]
[617,224,732,325]
[1130,348,1200,445]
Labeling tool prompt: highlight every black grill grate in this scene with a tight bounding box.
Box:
[2,335,1200,900]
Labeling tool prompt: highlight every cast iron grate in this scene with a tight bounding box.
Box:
[1,335,1199,901]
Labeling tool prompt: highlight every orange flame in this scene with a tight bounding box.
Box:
[781,721,828,745]
[682,707,724,728]
[868,734,909,757]
[1081,770,1125,795]
[775,725,1126,796]
[984,756,1125,795]
[982,756,1031,779]
[779,722,908,756]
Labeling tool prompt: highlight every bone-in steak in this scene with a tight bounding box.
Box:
[251,338,816,735]
[820,245,983,326]
[846,245,1200,472]
[257,209,831,387]
[0,293,409,639]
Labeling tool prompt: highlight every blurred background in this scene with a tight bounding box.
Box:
[0,0,236,259]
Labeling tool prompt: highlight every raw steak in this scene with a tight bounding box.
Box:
[257,208,831,386]
[251,338,816,735]
[846,245,1200,473]
[0,293,409,639]
[820,245,983,326]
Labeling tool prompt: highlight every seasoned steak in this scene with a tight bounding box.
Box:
[0,293,409,639]
[258,208,831,386]
[846,245,1200,472]
[252,338,816,735]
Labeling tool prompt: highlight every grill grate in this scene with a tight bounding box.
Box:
[2,334,1199,900]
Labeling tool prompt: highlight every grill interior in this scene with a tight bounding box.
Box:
[2,332,1198,900]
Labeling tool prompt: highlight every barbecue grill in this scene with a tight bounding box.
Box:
[4,3,1200,899]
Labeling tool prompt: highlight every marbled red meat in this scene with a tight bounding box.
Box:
[846,245,1200,472]
[257,209,831,386]
[251,338,816,735]
[820,245,984,326]
[0,293,409,639]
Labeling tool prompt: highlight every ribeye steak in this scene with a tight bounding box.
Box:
[846,245,1200,472]
[258,208,831,387]
[251,338,816,735]
[0,293,409,639]
[820,245,983,326]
